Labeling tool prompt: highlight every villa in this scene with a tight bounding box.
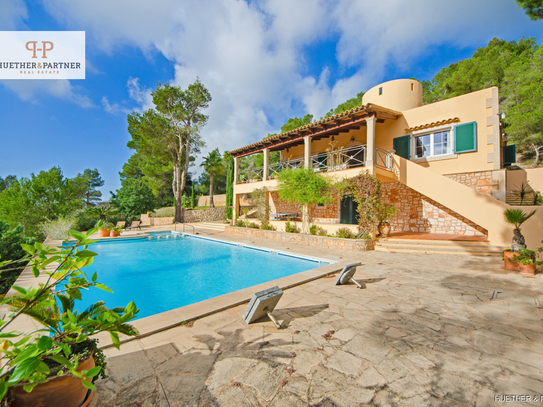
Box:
[228,79,543,250]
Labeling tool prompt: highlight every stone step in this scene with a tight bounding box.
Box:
[375,239,507,250]
[374,245,502,256]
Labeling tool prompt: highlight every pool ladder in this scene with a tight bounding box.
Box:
[174,222,195,235]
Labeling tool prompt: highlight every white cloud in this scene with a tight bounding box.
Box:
[101,96,130,115]
[1,79,94,107]
[41,0,543,162]
[0,0,27,30]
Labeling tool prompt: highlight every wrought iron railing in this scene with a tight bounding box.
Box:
[310,145,366,172]
[374,147,395,171]
[238,166,264,183]
[268,157,304,178]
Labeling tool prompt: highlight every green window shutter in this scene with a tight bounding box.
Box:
[503,144,516,166]
[454,122,477,153]
[393,135,411,159]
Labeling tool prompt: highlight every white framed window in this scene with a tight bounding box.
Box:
[411,125,456,161]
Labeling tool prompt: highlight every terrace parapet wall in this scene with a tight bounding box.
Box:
[225,226,374,252]
[140,207,227,226]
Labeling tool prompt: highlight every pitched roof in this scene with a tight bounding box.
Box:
[229,103,401,157]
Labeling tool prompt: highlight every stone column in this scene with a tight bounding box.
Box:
[263,148,269,180]
[366,116,376,174]
[304,136,311,169]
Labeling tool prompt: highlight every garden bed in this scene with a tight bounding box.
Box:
[224,226,374,251]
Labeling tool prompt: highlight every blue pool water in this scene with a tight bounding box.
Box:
[70,233,328,320]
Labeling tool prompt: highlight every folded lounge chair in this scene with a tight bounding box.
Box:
[126,220,141,230]
[116,221,126,228]
[335,262,365,289]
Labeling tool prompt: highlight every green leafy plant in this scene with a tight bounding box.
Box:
[110,225,123,233]
[503,208,536,249]
[335,227,356,239]
[86,204,118,221]
[234,219,245,228]
[377,204,397,225]
[99,221,114,231]
[309,225,319,235]
[151,207,175,218]
[284,218,300,233]
[0,228,139,400]
[247,222,260,229]
[335,172,382,235]
[511,249,542,265]
[317,227,327,236]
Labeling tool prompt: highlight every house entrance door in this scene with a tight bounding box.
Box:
[340,195,358,224]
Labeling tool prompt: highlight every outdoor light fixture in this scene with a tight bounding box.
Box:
[331,135,335,141]
[350,135,355,142]
[499,112,506,120]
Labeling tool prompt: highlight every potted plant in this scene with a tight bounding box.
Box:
[511,249,542,276]
[503,249,520,271]
[97,221,113,238]
[377,204,397,238]
[503,209,536,270]
[0,228,139,406]
[110,225,123,237]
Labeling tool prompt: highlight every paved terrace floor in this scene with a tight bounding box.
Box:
[90,225,543,406]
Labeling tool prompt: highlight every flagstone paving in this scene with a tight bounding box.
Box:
[89,239,543,406]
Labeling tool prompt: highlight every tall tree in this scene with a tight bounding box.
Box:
[516,0,543,19]
[75,168,104,206]
[127,80,211,222]
[112,177,156,217]
[0,176,17,193]
[0,167,85,236]
[225,153,234,219]
[503,44,543,166]
[200,148,226,208]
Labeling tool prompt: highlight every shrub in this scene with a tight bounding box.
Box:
[247,222,260,229]
[234,219,245,227]
[309,224,318,235]
[261,223,276,231]
[335,227,355,239]
[0,221,35,295]
[317,227,327,236]
[285,219,300,233]
[38,216,77,240]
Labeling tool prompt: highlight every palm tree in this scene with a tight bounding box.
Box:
[87,203,118,220]
[504,208,536,248]
[200,148,226,208]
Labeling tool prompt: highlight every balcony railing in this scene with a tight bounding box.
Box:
[374,147,394,171]
[311,144,366,172]
[237,144,375,184]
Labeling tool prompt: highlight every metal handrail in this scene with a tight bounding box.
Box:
[310,145,366,172]
[238,166,264,183]
[268,158,304,178]
[374,147,395,171]
[183,224,195,234]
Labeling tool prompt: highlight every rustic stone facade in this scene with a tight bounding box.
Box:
[381,182,487,236]
[225,226,374,251]
[140,207,227,226]
[444,171,499,196]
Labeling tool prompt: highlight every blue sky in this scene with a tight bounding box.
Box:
[0,0,542,197]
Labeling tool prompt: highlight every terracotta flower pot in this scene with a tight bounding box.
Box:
[110,230,121,237]
[9,356,95,407]
[503,251,520,271]
[378,222,392,238]
[519,263,536,276]
[98,228,110,237]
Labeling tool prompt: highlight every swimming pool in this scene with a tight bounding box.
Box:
[72,233,331,320]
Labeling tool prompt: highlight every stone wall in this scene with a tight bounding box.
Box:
[381,182,487,236]
[140,207,227,226]
[444,171,499,196]
[225,226,374,251]
[197,194,227,207]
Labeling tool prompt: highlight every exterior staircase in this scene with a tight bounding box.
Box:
[374,238,508,256]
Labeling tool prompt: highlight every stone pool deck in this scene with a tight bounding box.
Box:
[90,227,543,406]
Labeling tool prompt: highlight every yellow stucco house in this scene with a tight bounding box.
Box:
[228,79,542,250]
